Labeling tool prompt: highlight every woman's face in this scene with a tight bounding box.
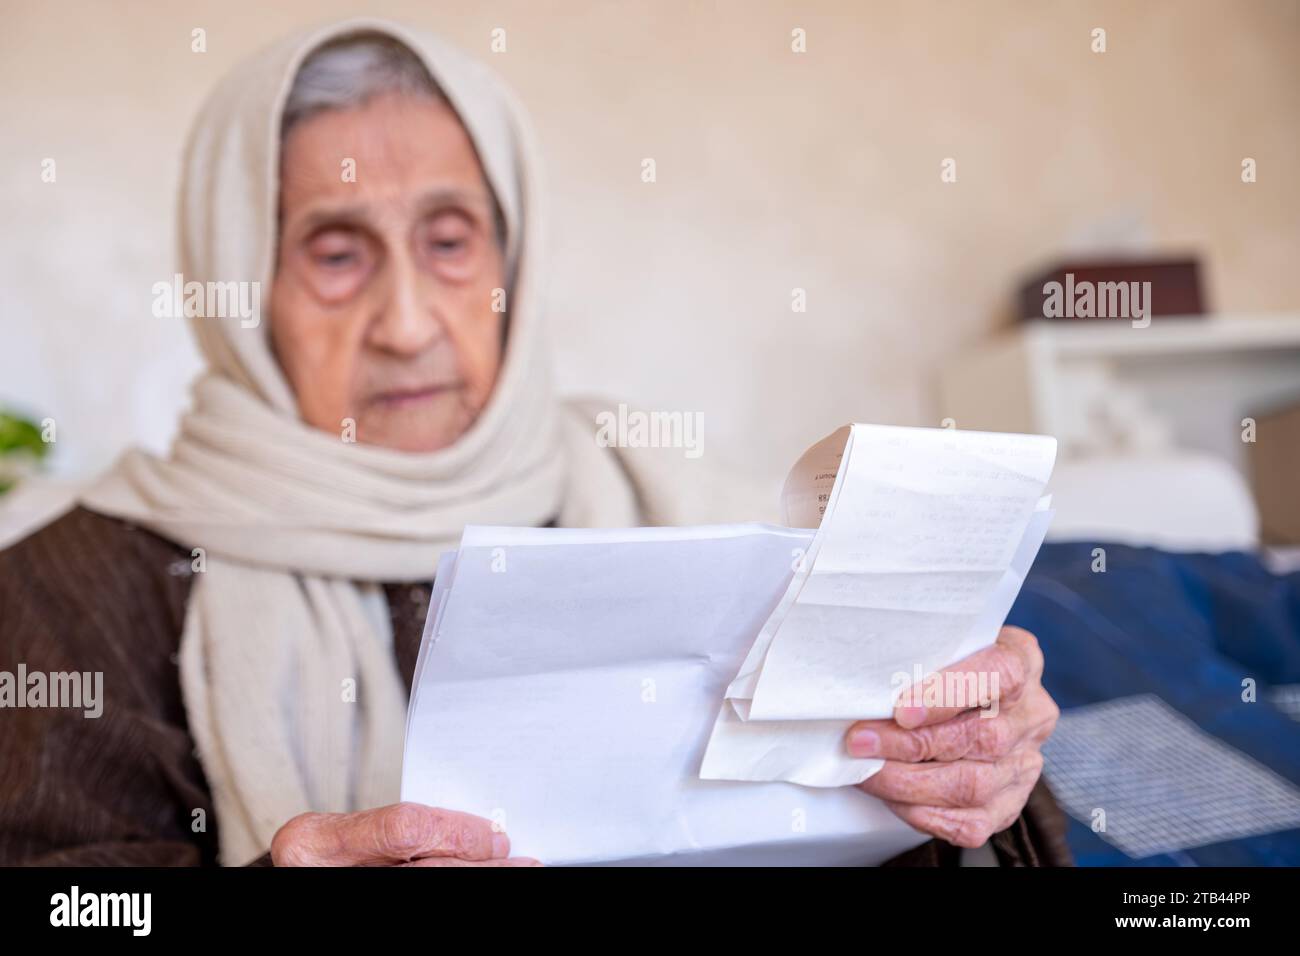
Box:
[270,91,506,452]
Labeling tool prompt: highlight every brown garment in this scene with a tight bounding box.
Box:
[0,507,1072,866]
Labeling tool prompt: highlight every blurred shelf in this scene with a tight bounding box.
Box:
[1018,314,1300,357]
[937,313,1300,476]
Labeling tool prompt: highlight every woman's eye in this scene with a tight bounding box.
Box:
[300,229,371,302]
[420,213,476,262]
[426,230,469,256]
[317,251,357,267]
[306,232,364,269]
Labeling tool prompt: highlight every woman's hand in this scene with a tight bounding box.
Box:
[270,802,541,866]
[845,626,1059,849]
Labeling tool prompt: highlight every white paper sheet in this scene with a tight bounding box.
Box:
[401,524,931,865]
[699,424,1057,787]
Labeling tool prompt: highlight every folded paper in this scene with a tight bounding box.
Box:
[700,424,1056,786]
[401,524,929,865]
[401,423,1056,864]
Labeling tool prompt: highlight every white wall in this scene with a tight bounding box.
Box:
[2,0,1297,491]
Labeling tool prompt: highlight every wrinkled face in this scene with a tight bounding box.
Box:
[270,91,506,452]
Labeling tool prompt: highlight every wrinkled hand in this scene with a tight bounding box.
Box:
[270,802,541,866]
[846,626,1059,849]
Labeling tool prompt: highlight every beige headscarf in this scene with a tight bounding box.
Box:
[82,18,761,865]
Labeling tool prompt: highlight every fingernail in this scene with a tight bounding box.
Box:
[492,832,510,859]
[897,705,926,728]
[847,728,880,757]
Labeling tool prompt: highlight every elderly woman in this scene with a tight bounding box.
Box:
[0,19,1068,867]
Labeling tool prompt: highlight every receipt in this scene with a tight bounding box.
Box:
[699,423,1056,787]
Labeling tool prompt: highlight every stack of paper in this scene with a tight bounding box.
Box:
[401,424,1057,865]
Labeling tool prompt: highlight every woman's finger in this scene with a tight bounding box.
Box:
[892,625,1044,729]
[880,758,1043,848]
[858,748,1042,808]
[271,802,510,866]
[847,683,1059,762]
[400,856,542,867]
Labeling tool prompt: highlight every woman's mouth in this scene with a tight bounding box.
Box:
[370,383,462,409]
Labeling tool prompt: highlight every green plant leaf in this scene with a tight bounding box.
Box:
[0,411,50,459]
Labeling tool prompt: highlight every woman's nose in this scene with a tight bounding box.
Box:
[367,256,445,356]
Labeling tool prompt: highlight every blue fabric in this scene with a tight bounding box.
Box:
[1006,542,1300,866]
